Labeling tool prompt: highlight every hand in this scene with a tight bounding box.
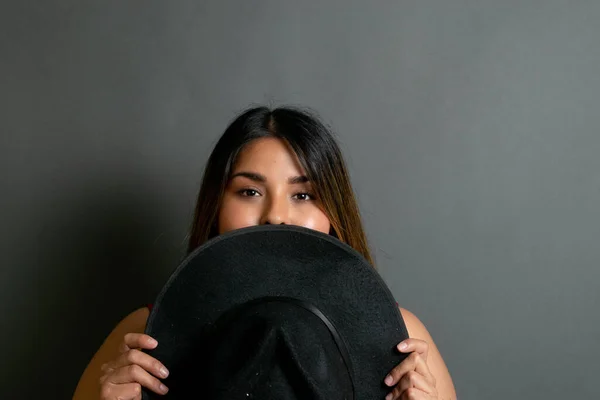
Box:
[384,338,438,400]
[99,333,170,400]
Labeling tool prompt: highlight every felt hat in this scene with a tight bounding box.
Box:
[143,224,408,399]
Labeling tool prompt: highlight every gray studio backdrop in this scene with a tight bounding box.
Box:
[1,1,599,399]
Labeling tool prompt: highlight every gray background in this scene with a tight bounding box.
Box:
[1,1,599,399]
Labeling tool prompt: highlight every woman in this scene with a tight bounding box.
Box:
[72,106,456,400]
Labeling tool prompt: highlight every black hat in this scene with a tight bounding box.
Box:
[143,224,408,400]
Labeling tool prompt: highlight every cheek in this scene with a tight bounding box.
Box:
[295,209,331,235]
[218,198,259,234]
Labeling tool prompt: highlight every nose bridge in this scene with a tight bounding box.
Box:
[263,192,290,224]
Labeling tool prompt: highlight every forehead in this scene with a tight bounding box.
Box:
[233,137,305,173]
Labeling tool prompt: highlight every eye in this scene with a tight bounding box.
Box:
[293,192,314,201]
[238,189,261,197]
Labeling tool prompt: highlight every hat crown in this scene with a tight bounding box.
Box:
[202,298,354,400]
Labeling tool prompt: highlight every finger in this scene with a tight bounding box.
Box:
[100,382,142,400]
[396,370,437,396]
[106,364,169,395]
[121,333,158,353]
[399,387,433,400]
[105,349,169,379]
[397,338,429,361]
[100,363,114,374]
[388,384,433,400]
[413,352,436,387]
[385,352,419,387]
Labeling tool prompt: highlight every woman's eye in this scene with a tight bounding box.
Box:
[239,189,260,197]
[293,193,314,201]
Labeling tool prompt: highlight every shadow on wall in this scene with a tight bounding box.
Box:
[10,172,185,399]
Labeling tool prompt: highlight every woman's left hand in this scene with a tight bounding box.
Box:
[383,338,438,400]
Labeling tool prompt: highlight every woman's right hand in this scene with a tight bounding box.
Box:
[99,333,169,400]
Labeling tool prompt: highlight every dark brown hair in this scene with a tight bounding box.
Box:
[187,106,374,265]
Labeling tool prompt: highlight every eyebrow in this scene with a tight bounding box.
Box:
[230,171,309,184]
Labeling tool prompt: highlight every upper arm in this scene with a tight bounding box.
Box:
[400,307,457,400]
[71,307,150,400]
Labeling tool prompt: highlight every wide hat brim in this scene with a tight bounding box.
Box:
[143,224,409,399]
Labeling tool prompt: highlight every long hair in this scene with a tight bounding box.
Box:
[187,106,374,265]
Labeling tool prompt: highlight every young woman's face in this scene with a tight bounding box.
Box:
[218,137,331,235]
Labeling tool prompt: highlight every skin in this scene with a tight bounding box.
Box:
[72,137,456,400]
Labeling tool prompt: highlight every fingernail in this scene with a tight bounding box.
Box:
[397,342,408,351]
[160,366,169,378]
[148,338,158,346]
[159,383,169,393]
[385,375,394,386]
[385,393,393,400]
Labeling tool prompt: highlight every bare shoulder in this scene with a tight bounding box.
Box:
[399,307,435,341]
[72,307,150,400]
[114,306,150,335]
[399,307,457,400]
